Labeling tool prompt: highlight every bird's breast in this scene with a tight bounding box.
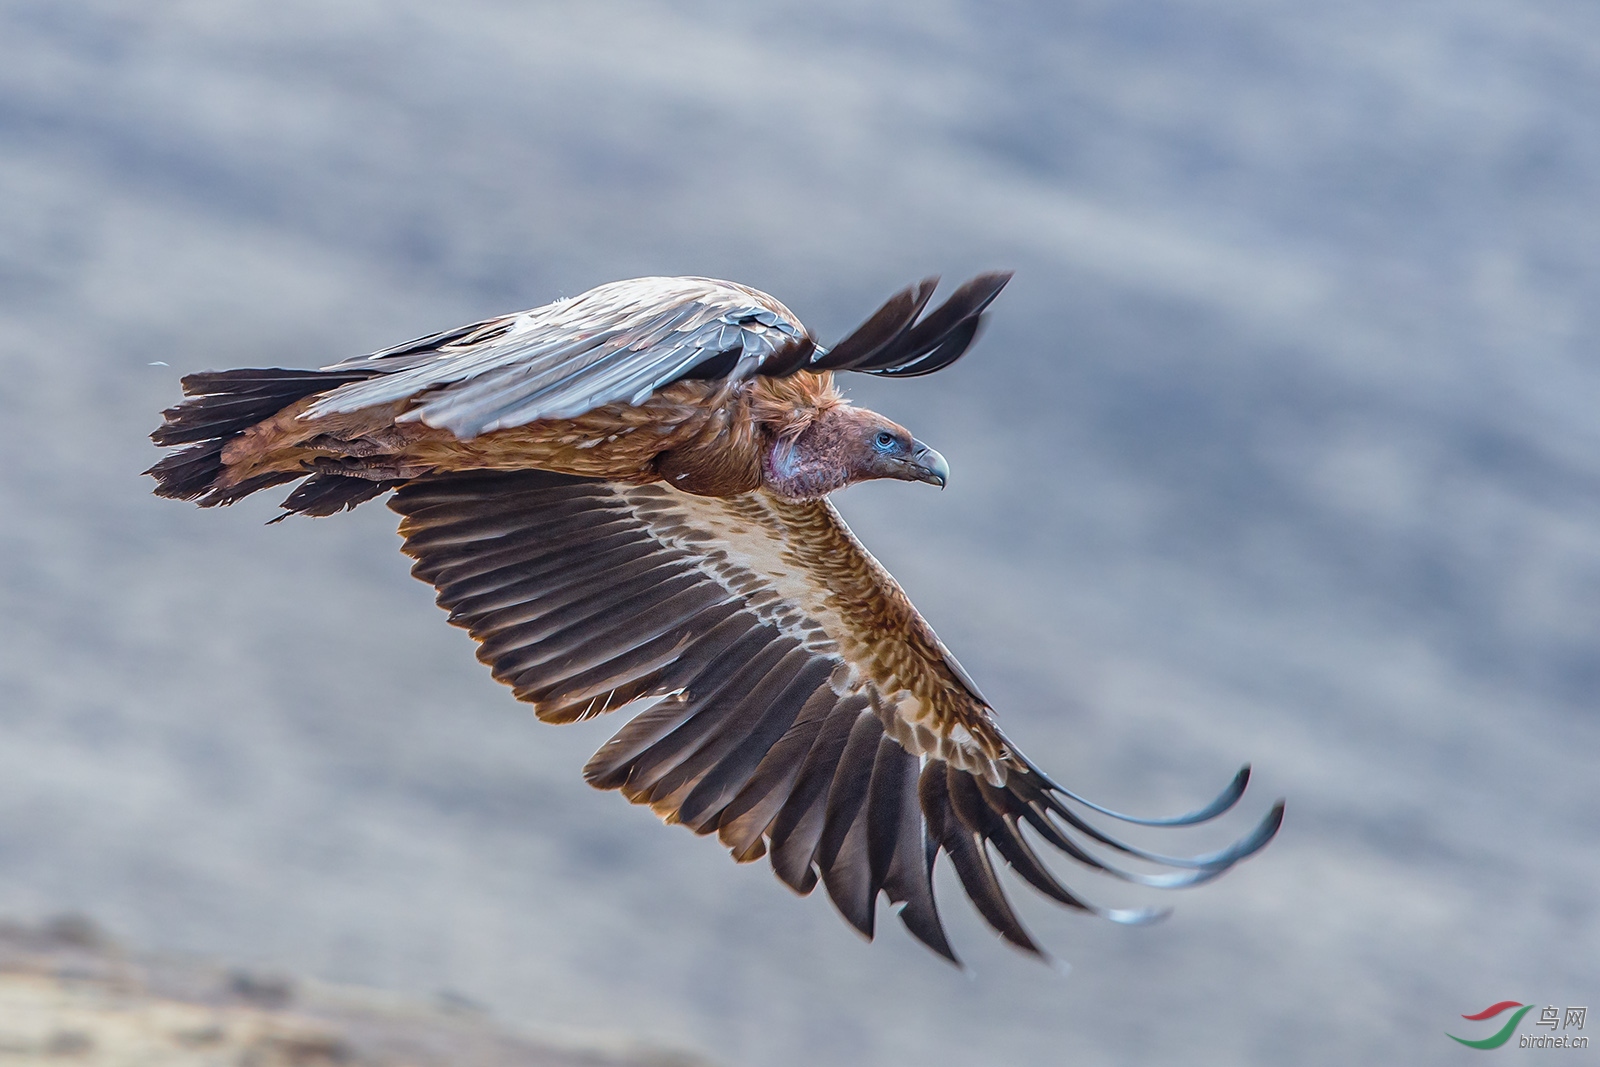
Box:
[653,426,764,497]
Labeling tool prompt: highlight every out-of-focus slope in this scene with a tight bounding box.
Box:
[0,917,709,1066]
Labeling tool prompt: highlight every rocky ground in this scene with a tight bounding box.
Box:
[0,918,707,1067]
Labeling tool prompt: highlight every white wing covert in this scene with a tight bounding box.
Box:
[304,277,811,438]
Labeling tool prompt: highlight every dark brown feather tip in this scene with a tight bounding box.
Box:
[809,272,1011,377]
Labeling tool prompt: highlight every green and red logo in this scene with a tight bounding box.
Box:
[1448,1002,1534,1049]
[1448,1002,1589,1050]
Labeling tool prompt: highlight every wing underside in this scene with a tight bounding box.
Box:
[389,470,1282,961]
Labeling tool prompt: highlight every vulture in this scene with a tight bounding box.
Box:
[148,271,1282,963]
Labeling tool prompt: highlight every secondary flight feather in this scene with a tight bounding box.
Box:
[148,271,1282,963]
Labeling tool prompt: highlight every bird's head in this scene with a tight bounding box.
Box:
[762,405,949,500]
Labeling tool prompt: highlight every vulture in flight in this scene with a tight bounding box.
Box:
[148,272,1281,963]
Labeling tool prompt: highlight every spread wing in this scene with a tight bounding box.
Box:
[302,273,1013,441]
[306,277,816,439]
[389,470,1282,962]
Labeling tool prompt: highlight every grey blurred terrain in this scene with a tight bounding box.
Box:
[0,1,1596,1064]
[0,916,707,1065]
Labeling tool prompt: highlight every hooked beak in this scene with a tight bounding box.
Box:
[908,440,949,489]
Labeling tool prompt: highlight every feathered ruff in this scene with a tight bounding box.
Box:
[749,371,846,447]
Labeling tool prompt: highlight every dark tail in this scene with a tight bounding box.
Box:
[147,367,376,508]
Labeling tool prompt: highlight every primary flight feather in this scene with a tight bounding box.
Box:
[148,271,1281,963]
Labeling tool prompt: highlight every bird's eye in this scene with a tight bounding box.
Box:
[873,431,897,452]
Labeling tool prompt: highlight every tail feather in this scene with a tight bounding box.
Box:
[152,368,372,446]
[147,439,228,500]
[204,469,305,507]
[147,366,375,506]
[268,473,406,522]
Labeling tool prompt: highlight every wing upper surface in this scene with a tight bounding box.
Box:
[300,273,1012,439]
[309,277,811,438]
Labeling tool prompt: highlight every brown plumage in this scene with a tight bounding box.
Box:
[148,272,1282,963]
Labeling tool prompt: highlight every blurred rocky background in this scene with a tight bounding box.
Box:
[0,916,706,1065]
[0,2,1595,1065]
